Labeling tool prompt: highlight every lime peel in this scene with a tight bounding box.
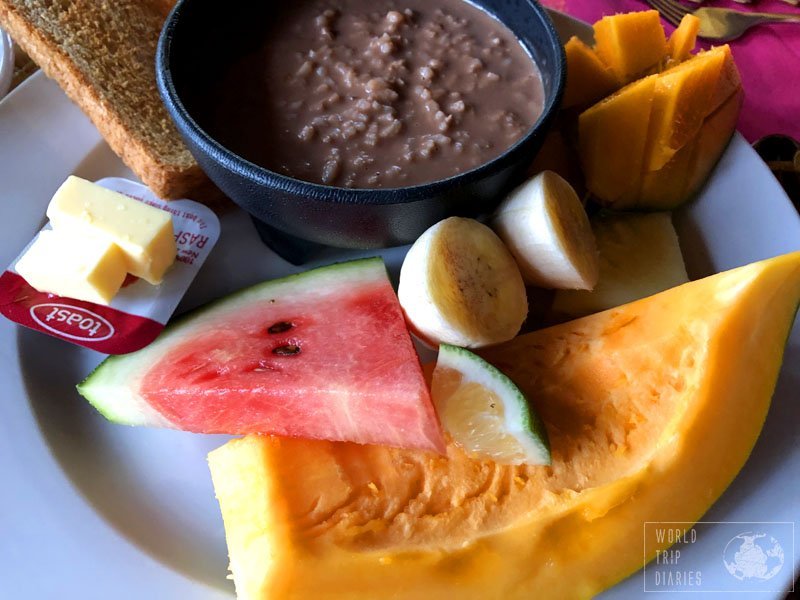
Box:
[433,344,551,465]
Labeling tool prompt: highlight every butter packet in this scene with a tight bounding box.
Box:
[0,177,220,354]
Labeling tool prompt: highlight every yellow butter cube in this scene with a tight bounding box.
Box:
[47,176,176,284]
[15,229,128,305]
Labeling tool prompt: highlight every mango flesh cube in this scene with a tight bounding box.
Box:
[643,46,731,171]
[46,176,176,284]
[708,46,742,112]
[593,11,667,82]
[667,15,700,63]
[685,87,743,198]
[578,74,658,206]
[639,87,741,209]
[15,229,127,305]
[639,133,697,209]
[562,36,619,108]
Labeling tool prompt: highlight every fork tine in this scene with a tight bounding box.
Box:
[646,0,680,26]
[661,0,691,23]
[667,0,691,17]
[647,0,687,26]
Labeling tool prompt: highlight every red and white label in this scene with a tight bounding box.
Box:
[31,303,115,341]
[0,178,220,354]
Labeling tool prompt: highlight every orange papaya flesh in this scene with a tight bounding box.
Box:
[208,251,800,600]
[578,74,657,207]
[643,46,730,172]
[668,14,700,62]
[593,10,668,82]
[562,36,619,109]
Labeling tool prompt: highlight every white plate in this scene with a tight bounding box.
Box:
[0,13,798,599]
[0,28,13,100]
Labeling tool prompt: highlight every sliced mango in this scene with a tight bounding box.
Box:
[644,46,734,171]
[209,252,800,599]
[578,74,658,206]
[593,11,667,82]
[639,85,742,209]
[684,86,744,199]
[639,133,698,208]
[579,38,741,208]
[708,45,742,111]
[667,14,700,62]
[562,36,619,109]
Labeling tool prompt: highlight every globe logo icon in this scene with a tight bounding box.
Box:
[723,532,784,581]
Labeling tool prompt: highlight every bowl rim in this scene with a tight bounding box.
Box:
[156,0,566,205]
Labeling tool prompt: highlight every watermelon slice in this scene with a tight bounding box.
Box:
[77,258,445,453]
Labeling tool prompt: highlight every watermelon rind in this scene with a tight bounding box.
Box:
[77,257,388,426]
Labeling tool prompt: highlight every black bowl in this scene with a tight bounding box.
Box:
[156,0,565,251]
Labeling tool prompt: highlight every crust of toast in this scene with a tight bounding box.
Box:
[0,0,227,206]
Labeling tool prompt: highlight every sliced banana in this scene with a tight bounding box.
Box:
[492,170,599,290]
[398,217,527,349]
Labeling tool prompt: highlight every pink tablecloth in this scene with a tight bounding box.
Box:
[541,0,800,143]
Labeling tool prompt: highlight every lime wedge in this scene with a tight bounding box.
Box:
[432,344,551,465]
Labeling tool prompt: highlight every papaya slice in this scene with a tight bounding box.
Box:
[643,46,731,171]
[209,252,800,599]
[562,36,618,109]
[593,10,667,82]
[667,14,700,63]
[578,74,658,206]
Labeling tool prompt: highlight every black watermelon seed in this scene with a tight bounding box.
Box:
[273,344,301,356]
[267,321,294,334]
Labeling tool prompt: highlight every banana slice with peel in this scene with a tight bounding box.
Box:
[398,217,527,349]
[492,171,599,290]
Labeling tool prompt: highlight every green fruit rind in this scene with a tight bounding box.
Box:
[436,343,551,465]
[77,257,387,427]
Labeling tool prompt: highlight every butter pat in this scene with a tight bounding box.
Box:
[15,229,128,305]
[47,176,176,284]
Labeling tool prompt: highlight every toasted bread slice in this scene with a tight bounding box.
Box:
[0,0,222,202]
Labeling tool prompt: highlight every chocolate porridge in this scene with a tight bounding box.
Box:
[206,0,544,188]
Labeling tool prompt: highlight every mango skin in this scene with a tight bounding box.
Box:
[209,252,800,600]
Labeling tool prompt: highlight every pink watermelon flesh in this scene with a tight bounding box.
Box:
[133,259,444,452]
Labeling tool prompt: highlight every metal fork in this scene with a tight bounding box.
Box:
[648,0,800,41]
